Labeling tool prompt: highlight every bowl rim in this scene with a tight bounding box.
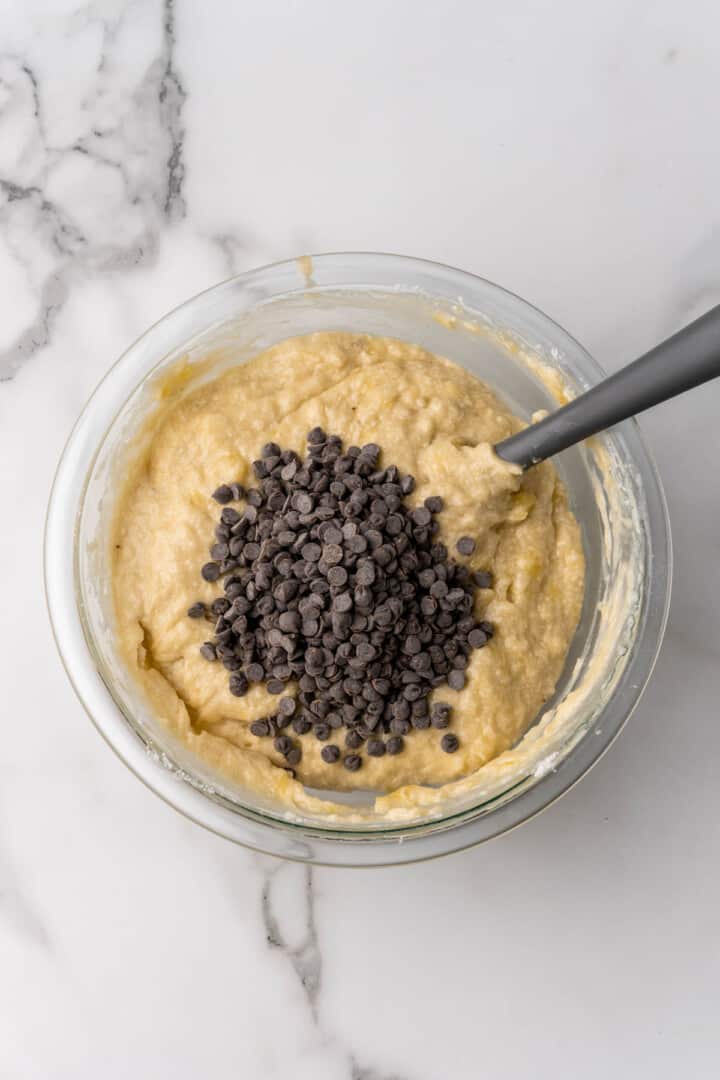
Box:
[44,251,672,866]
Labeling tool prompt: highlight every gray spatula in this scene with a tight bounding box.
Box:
[495,304,720,469]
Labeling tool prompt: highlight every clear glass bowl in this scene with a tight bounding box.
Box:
[45,253,671,866]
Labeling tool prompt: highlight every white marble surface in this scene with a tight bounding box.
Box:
[2,1,719,1076]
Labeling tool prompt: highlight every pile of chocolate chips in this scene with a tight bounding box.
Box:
[188,429,494,772]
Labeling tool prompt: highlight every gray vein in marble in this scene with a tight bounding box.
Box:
[159,0,186,223]
[212,232,246,277]
[0,844,52,952]
[349,1060,407,1080]
[0,888,52,952]
[261,863,322,1020]
[0,0,188,381]
[260,863,411,1080]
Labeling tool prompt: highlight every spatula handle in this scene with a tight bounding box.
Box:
[495,304,720,468]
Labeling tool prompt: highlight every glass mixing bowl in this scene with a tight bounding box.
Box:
[44,253,671,866]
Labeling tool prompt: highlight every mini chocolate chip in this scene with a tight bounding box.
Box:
[212,484,233,504]
[314,722,331,741]
[347,534,367,554]
[343,753,362,772]
[456,536,476,556]
[278,696,297,716]
[200,642,217,661]
[447,669,466,691]
[474,570,493,589]
[321,744,341,764]
[431,702,451,728]
[274,735,293,755]
[334,591,353,613]
[229,673,249,696]
[327,565,348,587]
[441,732,459,753]
[367,738,386,757]
[345,730,364,749]
[292,715,312,735]
[292,492,314,514]
[201,562,220,582]
[285,745,302,766]
[386,735,404,754]
[187,601,206,618]
[250,719,270,737]
[468,628,489,648]
[424,495,443,513]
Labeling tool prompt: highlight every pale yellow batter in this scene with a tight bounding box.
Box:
[112,332,585,809]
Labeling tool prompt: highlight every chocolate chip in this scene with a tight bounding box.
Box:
[327,565,348,587]
[250,719,270,737]
[473,570,493,589]
[468,628,489,648]
[187,601,206,618]
[386,735,404,754]
[285,745,302,766]
[321,744,341,764]
[343,754,362,772]
[441,732,459,753]
[347,534,368,554]
[212,484,233,504]
[274,735,293,755]
[229,673,249,696]
[292,492,314,514]
[424,495,443,513]
[431,702,451,728]
[367,738,386,757]
[448,670,466,691]
[456,536,476,556]
[200,642,217,661]
[221,507,241,526]
[201,562,221,582]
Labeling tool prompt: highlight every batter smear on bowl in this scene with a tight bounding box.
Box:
[112,332,585,808]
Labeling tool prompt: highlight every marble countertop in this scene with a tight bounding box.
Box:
[2,2,719,1076]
